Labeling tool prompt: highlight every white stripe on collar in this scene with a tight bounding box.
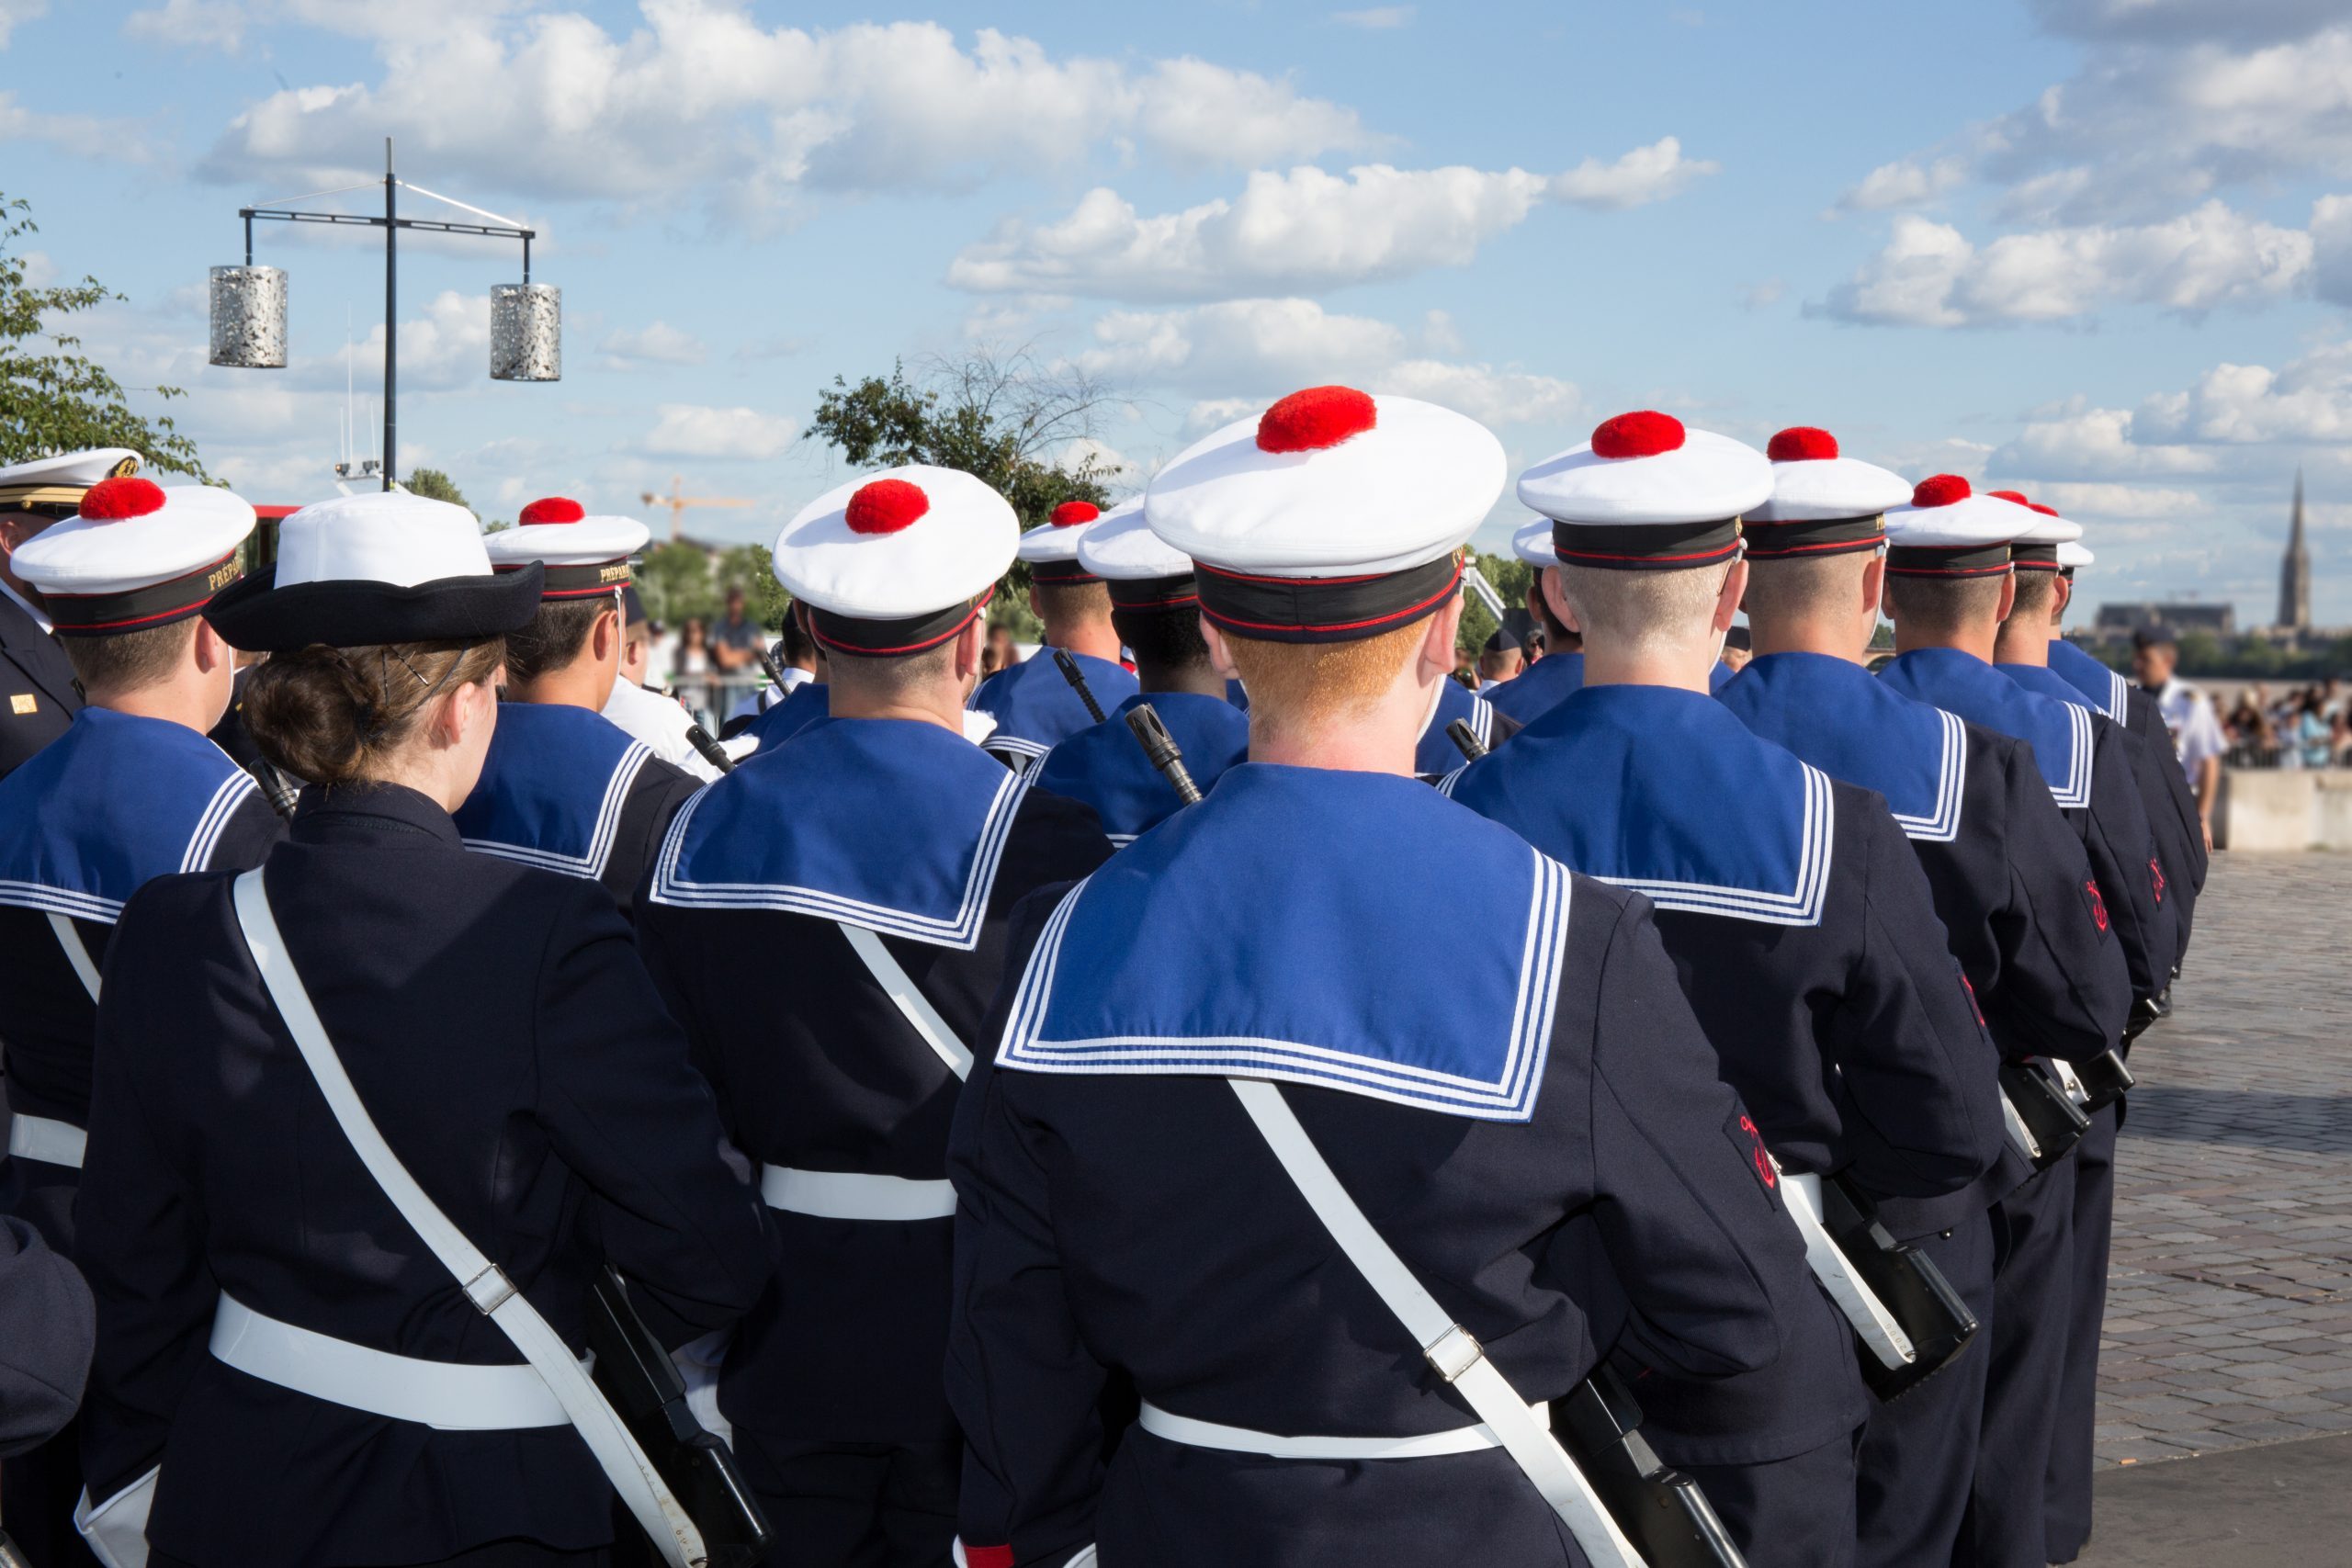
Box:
[2047,702,2094,811]
[647,761,1030,950]
[2104,668,2129,725]
[0,751,259,924]
[1889,708,1967,845]
[1591,762,1835,927]
[462,741,653,881]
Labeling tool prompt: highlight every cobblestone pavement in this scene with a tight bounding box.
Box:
[2094,852,2352,1466]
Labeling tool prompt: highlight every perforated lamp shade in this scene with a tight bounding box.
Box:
[490,283,561,381]
[209,265,288,368]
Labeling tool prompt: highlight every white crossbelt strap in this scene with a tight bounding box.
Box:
[230,871,708,1568]
[6,1112,86,1168]
[74,1467,158,1568]
[209,1292,574,1429]
[838,921,972,1079]
[1227,1077,1645,1568]
[1999,1088,2041,1163]
[1138,1397,1546,1460]
[49,911,102,1001]
[759,1165,957,1222]
[1774,1167,1915,1371]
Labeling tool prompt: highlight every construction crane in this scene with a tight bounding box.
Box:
[640,475,753,543]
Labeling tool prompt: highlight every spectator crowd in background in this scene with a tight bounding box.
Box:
[2218,680,2350,769]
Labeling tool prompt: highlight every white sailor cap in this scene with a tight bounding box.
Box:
[1074,500,1198,612]
[1146,385,1504,644]
[11,476,255,637]
[1018,500,1111,582]
[0,448,143,518]
[1882,475,2032,579]
[771,465,1018,656]
[483,496,651,599]
[1744,427,1912,560]
[1984,492,2082,570]
[2056,540,2094,571]
[207,490,542,652]
[1518,412,1771,572]
[1510,515,1560,569]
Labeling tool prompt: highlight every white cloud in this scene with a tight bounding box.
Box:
[2030,481,2209,518]
[1834,156,1968,213]
[0,0,44,48]
[1994,406,2219,479]
[600,321,708,366]
[1331,6,1413,27]
[1737,277,1787,310]
[2132,341,2352,444]
[1815,201,2313,325]
[2027,0,2346,49]
[640,403,797,459]
[948,141,1713,301]
[123,0,249,50]
[196,12,1374,209]
[0,89,154,164]
[2313,193,2352,304]
[1072,298,1575,427]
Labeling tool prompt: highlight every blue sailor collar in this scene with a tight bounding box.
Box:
[742,680,827,749]
[969,651,1138,760]
[2046,638,2130,723]
[1483,650,1584,726]
[1443,683,1834,927]
[1719,652,1967,843]
[1880,648,2093,810]
[650,715,1027,948]
[2002,660,2107,718]
[1033,692,1250,847]
[452,703,656,880]
[0,707,259,922]
[998,763,1569,1121]
[1415,676,1496,775]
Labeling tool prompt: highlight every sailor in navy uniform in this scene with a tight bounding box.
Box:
[949,386,1832,1568]
[1988,502,2190,1566]
[968,501,1137,766]
[455,497,699,920]
[1443,411,2003,1568]
[1231,628,1520,771]
[0,450,145,778]
[70,489,767,1568]
[1482,517,1587,725]
[1874,476,2177,1567]
[1032,502,1249,845]
[1716,428,2132,1568]
[0,473,278,1566]
[736,604,831,751]
[2008,519,2205,977]
[636,466,1111,1568]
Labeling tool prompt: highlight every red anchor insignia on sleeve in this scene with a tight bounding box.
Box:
[2085,878,2109,931]
[1738,1113,1776,1190]
[2149,856,2166,903]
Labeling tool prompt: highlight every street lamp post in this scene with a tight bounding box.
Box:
[209,136,560,491]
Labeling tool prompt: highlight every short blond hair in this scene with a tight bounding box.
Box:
[1224,618,1426,729]
[1557,562,1730,654]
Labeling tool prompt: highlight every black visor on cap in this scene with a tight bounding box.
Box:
[205,562,547,653]
[1195,553,1462,646]
[506,559,634,599]
[1551,517,1742,572]
[1741,514,1886,561]
[1106,572,1199,614]
[1884,543,2015,579]
[46,553,243,637]
[2008,542,2063,571]
[1030,558,1103,585]
[808,588,993,658]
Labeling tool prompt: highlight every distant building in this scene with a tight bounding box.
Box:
[2095,601,2235,637]
[2278,468,2312,633]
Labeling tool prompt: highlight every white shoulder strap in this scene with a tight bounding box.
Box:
[1227,1077,1645,1568]
[839,921,974,1080]
[230,871,709,1568]
[1773,1167,1914,1371]
[49,911,102,1001]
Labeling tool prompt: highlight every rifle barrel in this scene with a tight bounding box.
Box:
[1053,649,1108,724]
[684,721,737,773]
[1446,717,1489,762]
[1125,704,1204,806]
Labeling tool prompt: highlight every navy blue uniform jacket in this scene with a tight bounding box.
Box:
[1446,684,2003,1459]
[636,716,1111,1448]
[972,652,1137,766]
[949,763,1828,1568]
[0,588,79,780]
[73,784,767,1568]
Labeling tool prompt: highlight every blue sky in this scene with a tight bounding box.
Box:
[5,0,2348,625]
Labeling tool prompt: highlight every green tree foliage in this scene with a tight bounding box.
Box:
[633,540,789,633]
[0,192,206,474]
[403,467,469,511]
[1454,550,1533,657]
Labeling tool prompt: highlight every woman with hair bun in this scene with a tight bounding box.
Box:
[69,490,769,1568]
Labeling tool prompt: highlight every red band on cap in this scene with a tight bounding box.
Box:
[519,496,586,525]
[844,478,930,535]
[1910,473,1972,508]
[79,476,167,520]
[1766,426,1838,462]
[1590,411,1685,459]
[1257,386,1377,453]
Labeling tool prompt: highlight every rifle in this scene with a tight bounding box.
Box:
[0,1528,33,1568]
[1447,717,1487,762]
[1811,1174,1981,1402]
[756,640,790,697]
[1555,1365,1747,1568]
[1125,703,1203,805]
[584,1267,774,1568]
[684,721,737,774]
[2065,1048,2135,1115]
[1997,1061,2091,1169]
[1053,649,1108,724]
[251,754,303,818]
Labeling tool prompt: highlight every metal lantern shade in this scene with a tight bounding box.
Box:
[490,282,561,381]
[209,265,288,368]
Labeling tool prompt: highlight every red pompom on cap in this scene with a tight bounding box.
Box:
[1766,426,1838,463]
[1910,474,1973,509]
[1257,385,1378,454]
[844,477,930,536]
[1050,500,1100,527]
[519,496,585,525]
[2028,502,2060,516]
[1589,411,1686,459]
[1985,490,2030,506]
[78,476,166,521]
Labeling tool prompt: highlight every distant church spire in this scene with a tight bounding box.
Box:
[2278,468,2312,631]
